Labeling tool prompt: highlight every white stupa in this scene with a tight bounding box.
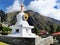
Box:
[8,3,38,38]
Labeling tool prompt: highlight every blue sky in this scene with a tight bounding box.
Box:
[0,0,31,11]
[0,0,60,11]
[0,0,13,11]
[54,0,60,9]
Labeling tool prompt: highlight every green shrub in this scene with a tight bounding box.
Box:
[1,27,12,35]
[2,27,12,31]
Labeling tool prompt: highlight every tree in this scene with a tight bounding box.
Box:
[53,23,57,32]
[0,10,6,22]
[45,25,50,32]
[50,23,58,33]
[57,25,60,32]
[0,23,2,30]
[33,26,39,35]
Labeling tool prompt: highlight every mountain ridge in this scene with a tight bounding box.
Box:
[6,10,60,34]
[0,10,60,34]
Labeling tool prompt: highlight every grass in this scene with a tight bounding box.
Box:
[0,42,9,45]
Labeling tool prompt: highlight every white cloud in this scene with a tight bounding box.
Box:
[6,0,60,20]
[26,0,60,20]
[6,0,20,13]
[6,0,25,13]
[49,10,60,20]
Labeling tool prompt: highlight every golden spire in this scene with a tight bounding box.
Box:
[20,3,24,12]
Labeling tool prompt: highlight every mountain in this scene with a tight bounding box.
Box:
[0,10,60,34]
[25,10,60,34]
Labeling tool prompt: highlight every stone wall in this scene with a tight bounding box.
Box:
[0,36,53,45]
[0,36,35,45]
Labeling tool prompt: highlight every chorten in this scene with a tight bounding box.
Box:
[8,3,38,37]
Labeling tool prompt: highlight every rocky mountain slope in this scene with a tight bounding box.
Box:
[6,10,60,34]
[0,10,60,34]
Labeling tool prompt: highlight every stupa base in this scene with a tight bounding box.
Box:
[0,36,35,45]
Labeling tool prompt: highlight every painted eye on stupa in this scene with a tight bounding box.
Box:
[22,13,29,21]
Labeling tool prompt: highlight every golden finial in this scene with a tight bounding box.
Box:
[20,3,24,12]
